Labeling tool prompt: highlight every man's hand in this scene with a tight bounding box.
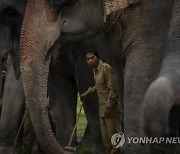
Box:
[104,106,112,117]
[80,90,89,102]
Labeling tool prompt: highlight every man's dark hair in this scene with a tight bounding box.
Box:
[84,47,100,59]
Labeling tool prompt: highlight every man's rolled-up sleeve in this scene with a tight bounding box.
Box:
[88,86,96,94]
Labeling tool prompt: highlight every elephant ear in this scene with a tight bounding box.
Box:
[10,38,21,80]
[103,0,140,21]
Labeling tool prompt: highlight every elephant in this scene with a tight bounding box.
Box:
[0,0,106,153]
[0,43,106,154]
[0,0,27,94]
[0,1,112,150]
[20,0,106,152]
[0,0,27,153]
[19,0,180,153]
[143,0,180,145]
[0,0,27,117]
[0,54,25,154]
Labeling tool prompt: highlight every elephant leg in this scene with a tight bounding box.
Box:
[143,1,180,154]
[48,58,77,147]
[50,76,77,147]
[79,96,105,154]
[0,56,25,154]
[124,46,162,154]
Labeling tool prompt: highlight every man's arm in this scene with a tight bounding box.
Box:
[80,86,96,101]
[105,66,117,108]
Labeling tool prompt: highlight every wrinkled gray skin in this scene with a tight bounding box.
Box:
[0,41,107,154]
[0,1,105,154]
[0,55,25,154]
[144,0,180,144]
[0,9,106,154]
[0,0,27,153]
[20,0,179,153]
[0,4,108,152]
[0,0,27,92]
[0,0,27,115]
[20,0,103,153]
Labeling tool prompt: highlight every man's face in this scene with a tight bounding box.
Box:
[85,52,99,68]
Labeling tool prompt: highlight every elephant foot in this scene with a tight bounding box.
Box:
[93,144,106,154]
[78,130,106,153]
[77,136,95,153]
[78,133,94,147]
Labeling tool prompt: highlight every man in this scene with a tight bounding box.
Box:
[81,47,122,154]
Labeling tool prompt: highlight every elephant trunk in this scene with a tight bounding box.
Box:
[20,0,64,153]
[143,1,180,137]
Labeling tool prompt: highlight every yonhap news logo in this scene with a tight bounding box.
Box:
[127,136,180,144]
[111,132,125,148]
[111,132,180,148]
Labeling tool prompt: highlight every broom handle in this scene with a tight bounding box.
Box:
[68,102,83,146]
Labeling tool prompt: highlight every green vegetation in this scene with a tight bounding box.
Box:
[76,96,94,153]
[77,145,95,154]
[76,96,87,139]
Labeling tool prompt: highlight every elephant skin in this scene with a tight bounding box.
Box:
[0,55,25,153]
[144,0,180,141]
[0,0,27,153]
[20,0,180,154]
[0,0,97,153]
[0,0,27,105]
